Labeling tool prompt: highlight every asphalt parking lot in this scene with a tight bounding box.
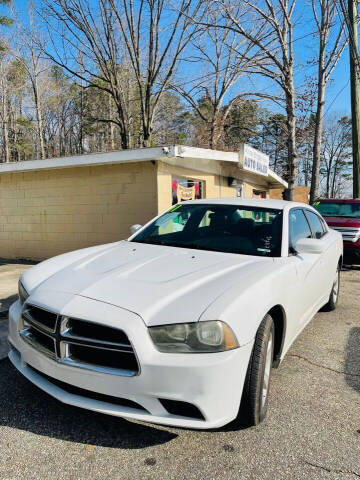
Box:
[0,266,359,480]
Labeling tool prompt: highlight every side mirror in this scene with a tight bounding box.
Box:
[294,237,326,255]
[130,224,142,235]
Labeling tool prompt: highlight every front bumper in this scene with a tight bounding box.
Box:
[8,297,253,429]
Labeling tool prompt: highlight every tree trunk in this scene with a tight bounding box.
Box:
[274,140,279,172]
[114,102,128,150]
[331,159,339,197]
[142,125,151,147]
[142,103,153,148]
[209,117,217,150]
[120,129,128,150]
[1,82,10,163]
[283,81,297,201]
[310,25,327,203]
[310,80,325,202]
[109,95,115,150]
[325,160,332,197]
[32,75,46,160]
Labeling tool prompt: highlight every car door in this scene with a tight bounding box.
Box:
[303,209,335,299]
[288,208,325,327]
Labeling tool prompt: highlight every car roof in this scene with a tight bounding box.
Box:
[181,198,310,210]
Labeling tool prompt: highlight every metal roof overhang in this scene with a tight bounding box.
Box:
[0,145,288,189]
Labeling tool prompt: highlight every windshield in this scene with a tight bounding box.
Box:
[313,201,360,218]
[132,203,283,257]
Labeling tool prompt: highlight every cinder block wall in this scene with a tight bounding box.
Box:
[0,162,157,260]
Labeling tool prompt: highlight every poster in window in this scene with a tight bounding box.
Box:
[172,177,203,205]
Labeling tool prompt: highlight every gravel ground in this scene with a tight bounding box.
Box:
[0,268,359,480]
[0,262,32,315]
[0,263,32,360]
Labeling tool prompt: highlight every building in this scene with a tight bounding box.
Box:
[270,185,310,203]
[0,145,287,260]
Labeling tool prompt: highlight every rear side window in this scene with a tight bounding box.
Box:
[289,209,312,250]
[305,210,326,239]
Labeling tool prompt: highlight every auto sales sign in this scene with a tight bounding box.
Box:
[239,144,269,177]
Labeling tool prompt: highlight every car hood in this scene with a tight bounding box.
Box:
[26,241,273,326]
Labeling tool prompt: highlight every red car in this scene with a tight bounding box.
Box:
[312,199,360,265]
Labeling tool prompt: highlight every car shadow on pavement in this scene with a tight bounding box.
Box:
[345,327,360,394]
[0,359,178,448]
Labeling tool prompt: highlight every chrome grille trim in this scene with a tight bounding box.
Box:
[60,331,133,350]
[22,306,58,334]
[59,357,137,377]
[19,328,57,361]
[62,339,134,354]
[19,304,140,377]
[331,226,360,243]
[60,318,133,350]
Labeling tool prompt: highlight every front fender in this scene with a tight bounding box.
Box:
[200,260,292,346]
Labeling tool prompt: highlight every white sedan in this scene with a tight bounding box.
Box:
[8,199,343,429]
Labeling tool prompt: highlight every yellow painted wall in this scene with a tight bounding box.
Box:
[157,161,238,213]
[244,182,268,199]
[0,162,157,260]
[157,161,270,213]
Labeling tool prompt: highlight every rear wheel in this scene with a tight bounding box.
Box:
[234,314,274,428]
[322,264,340,312]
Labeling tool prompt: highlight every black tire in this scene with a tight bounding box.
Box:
[234,314,275,428]
[321,264,340,312]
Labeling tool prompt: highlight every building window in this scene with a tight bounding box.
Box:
[252,189,267,199]
[172,177,203,205]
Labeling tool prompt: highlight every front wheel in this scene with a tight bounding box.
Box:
[321,264,340,312]
[234,314,274,428]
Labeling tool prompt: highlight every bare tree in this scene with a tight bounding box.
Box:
[213,0,298,199]
[0,0,13,162]
[15,27,48,159]
[0,53,10,162]
[320,114,352,197]
[108,0,201,147]
[309,0,347,202]
[171,11,264,149]
[39,0,139,149]
[39,0,201,149]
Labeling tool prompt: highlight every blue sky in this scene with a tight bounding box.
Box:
[321,49,350,115]
[4,0,353,117]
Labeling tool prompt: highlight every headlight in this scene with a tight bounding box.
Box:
[148,321,239,353]
[18,280,29,305]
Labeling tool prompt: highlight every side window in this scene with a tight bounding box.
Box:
[289,209,312,250]
[305,210,326,239]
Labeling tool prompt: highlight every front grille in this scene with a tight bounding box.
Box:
[64,318,131,345]
[24,305,58,332]
[19,305,139,376]
[29,365,148,412]
[68,343,139,371]
[331,226,360,243]
[23,326,56,357]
